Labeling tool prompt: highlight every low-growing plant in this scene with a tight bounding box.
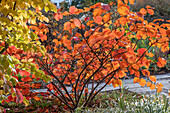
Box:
[75,90,169,113]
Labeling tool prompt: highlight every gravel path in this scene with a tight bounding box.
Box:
[31,73,170,98]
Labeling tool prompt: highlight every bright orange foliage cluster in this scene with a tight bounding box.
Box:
[27,0,170,110]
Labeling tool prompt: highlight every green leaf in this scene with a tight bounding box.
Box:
[10,77,17,86]
[1,56,9,69]
[7,68,11,75]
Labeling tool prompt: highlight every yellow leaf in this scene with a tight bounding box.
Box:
[44,6,49,12]
[133,77,140,83]
[23,97,29,107]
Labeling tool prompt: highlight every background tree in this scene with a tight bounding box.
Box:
[0,0,57,105]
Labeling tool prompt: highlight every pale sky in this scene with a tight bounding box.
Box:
[50,0,72,7]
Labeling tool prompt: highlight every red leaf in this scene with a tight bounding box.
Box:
[16,49,24,54]
[21,76,32,82]
[19,70,31,77]
[15,88,23,103]
[137,48,147,55]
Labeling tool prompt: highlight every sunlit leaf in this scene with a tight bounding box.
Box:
[150,76,156,82]
[139,78,146,87]
[157,57,167,68]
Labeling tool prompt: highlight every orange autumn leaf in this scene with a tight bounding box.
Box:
[124,0,128,4]
[117,79,122,87]
[103,13,110,23]
[158,83,164,87]
[156,83,163,93]
[132,64,139,70]
[146,5,152,9]
[64,22,71,30]
[133,77,140,83]
[137,48,147,55]
[157,57,167,68]
[150,76,156,82]
[142,69,150,77]
[159,28,167,36]
[69,6,78,14]
[74,19,81,28]
[118,70,126,78]
[112,61,120,70]
[54,13,63,21]
[150,84,155,90]
[166,29,170,37]
[93,8,103,17]
[52,31,56,36]
[36,7,41,13]
[139,78,146,87]
[147,8,154,15]
[84,7,90,12]
[112,79,119,88]
[118,17,128,26]
[129,0,135,5]
[91,3,101,9]
[84,88,88,93]
[53,39,59,46]
[117,4,129,16]
[140,8,147,15]
[146,52,154,57]
[86,20,94,26]
[135,71,140,78]
[147,81,151,87]
[40,34,47,41]
[34,96,41,101]
[94,16,103,24]
[62,11,70,16]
